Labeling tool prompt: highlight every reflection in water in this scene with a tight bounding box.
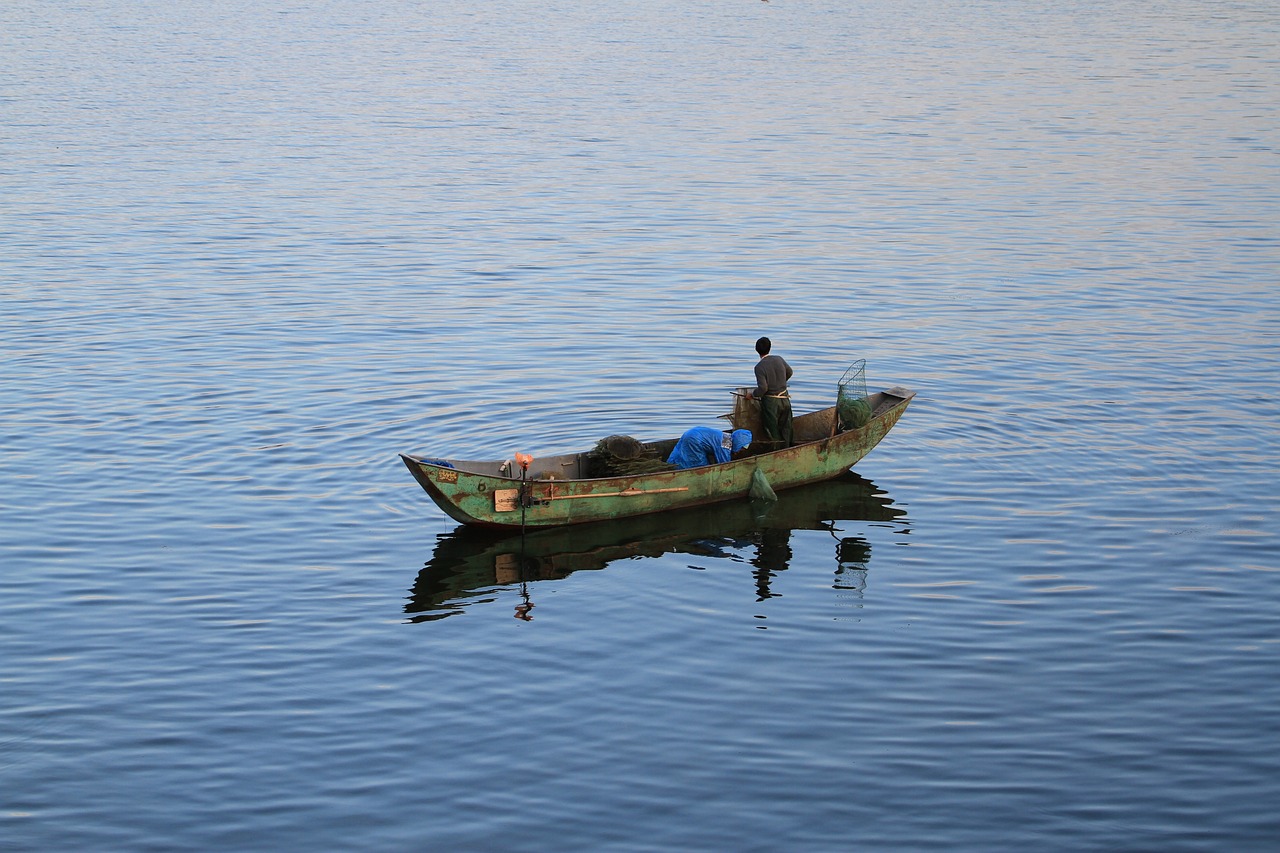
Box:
[833,535,873,621]
[405,472,907,622]
[752,528,793,602]
[835,536,872,593]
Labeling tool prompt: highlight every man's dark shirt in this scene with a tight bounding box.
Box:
[752,355,793,398]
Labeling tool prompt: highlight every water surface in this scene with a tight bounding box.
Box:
[3,0,1278,849]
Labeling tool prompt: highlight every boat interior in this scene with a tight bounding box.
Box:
[414,391,907,482]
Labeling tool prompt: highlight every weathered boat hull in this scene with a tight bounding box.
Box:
[401,387,914,529]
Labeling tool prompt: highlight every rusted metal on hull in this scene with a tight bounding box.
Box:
[401,388,914,529]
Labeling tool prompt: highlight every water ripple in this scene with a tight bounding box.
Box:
[3,0,1279,849]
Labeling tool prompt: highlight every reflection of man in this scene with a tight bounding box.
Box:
[667,427,753,469]
[752,528,792,601]
[750,337,793,447]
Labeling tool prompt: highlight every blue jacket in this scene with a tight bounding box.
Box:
[667,428,753,469]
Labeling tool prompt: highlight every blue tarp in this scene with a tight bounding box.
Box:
[666,427,752,469]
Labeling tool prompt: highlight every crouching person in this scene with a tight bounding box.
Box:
[667,428,753,470]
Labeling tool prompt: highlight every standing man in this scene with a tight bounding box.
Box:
[751,336,793,447]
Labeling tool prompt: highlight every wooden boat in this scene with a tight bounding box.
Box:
[400,386,915,530]
[406,471,905,622]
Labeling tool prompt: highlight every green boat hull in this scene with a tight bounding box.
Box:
[401,388,914,530]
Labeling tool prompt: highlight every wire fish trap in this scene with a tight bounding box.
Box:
[837,358,872,430]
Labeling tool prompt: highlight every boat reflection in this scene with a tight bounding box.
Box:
[405,472,907,622]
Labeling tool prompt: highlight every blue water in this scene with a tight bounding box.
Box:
[3,0,1278,849]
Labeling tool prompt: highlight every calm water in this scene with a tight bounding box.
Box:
[3,0,1278,849]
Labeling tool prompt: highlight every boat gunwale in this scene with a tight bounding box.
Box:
[401,388,915,489]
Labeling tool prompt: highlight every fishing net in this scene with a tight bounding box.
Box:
[586,435,676,477]
[602,434,642,459]
[837,359,872,430]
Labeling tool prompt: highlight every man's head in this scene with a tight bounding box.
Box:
[755,336,771,356]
